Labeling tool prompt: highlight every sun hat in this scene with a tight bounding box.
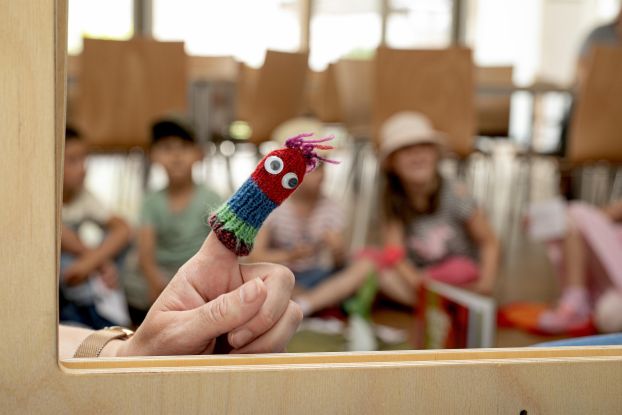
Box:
[379,111,446,163]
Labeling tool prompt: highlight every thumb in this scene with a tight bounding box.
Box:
[184,278,267,342]
[198,228,239,263]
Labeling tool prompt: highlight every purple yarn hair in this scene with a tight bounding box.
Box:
[285,133,340,172]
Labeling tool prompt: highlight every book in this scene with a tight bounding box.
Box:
[415,281,496,349]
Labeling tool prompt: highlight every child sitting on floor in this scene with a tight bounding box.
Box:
[123,119,222,325]
[60,126,132,329]
[250,162,347,299]
[538,200,622,334]
[291,111,501,315]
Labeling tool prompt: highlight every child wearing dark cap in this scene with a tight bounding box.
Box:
[123,119,221,325]
[60,126,132,329]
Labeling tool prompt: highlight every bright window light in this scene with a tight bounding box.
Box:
[153,0,300,67]
[67,0,133,55]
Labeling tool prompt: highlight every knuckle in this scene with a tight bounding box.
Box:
[276,265,295,291]
[288,301,303,325]
[259,308,276,328]
[203,294,228,323]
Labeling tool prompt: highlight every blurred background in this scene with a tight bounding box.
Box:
[61,0,622,352]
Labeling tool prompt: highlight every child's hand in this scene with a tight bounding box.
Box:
[289,244,315,261]
[465,279,494,296]
[63,256,97,286]
[98,261,118,289]
[323,231,344,253]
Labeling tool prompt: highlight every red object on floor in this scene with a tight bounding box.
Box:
[498,302,597,336]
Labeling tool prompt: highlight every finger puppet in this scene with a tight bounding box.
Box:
[209,133,337,256]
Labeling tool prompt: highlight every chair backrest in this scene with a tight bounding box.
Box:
[76,38,187,150]
[475,66,513,137]
[187,55,238,82]
[568,46,622,163]
[334,58,375,137]
[372,47,476,157]
[306,64,343,123]
[236,50,309,143]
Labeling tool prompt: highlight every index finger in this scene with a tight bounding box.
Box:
[227,263,295,349]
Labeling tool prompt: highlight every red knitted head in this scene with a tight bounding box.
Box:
[250,148,308,204]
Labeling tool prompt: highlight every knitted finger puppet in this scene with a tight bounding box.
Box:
[208,133,337,256]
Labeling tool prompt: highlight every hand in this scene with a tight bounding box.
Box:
[116,232,302,356]
[465,279,494,296]
[98,261,118,289]
[147,274,169,303]
[323,231,344,254]
[288,244,315,261]
[62,255,98,286]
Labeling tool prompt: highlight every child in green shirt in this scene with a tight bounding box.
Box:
[124,119,221,325]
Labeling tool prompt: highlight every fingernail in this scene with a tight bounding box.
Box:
[230,329,252,348]
[240,279,260,303]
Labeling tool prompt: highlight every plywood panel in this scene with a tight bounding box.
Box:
[307,64,342,123]
[187,55,238,82]
[236,50,309,143]
[77,38,187,150]
[334,58,374,136]
[2,3,622,414]
[568,46,622,163]
[373,47,476,156]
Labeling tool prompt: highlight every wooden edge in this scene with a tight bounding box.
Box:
[61,346,622,371]
[54,0,67,364]
[60,355,622,375]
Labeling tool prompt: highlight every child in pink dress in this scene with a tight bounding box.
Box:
[539,200,622,334]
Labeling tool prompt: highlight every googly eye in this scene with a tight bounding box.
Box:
[281,172,299,189]
[264,156,284,175]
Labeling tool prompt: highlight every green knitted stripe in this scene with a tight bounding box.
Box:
[215,204,258,246]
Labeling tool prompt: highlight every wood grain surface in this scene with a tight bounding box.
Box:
[1,2,621,414]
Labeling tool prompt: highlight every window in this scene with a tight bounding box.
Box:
[67,0,133,55]
[309,0,382,70]
[153,0,300,67]
[386,0,453,49]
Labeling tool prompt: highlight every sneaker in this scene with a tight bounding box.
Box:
[538,287,591,334]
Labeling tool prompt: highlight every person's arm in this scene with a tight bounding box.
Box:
[248,226,313,264]
[138,225,169,301]
[87,215,132,266]
[59,325,121,360]
[602,200,622,222]
[62,215,131,285]
[384,220,422,287]
[322,230,346,266]
[60,224,88,255]
[465,208,500,295]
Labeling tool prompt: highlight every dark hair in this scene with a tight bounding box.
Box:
[65,125,82,142]
[382,169,443,226]
[151,119,195,146]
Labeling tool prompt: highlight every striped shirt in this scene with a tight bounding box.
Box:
[265,196,345,272]
[405,179,478,268]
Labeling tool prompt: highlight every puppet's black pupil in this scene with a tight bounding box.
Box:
[288,177,298,188]
[270,160,281,170]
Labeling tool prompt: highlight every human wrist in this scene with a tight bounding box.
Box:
[73,326,134,358]
[78,251,102,271]
[99,338,128,357]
